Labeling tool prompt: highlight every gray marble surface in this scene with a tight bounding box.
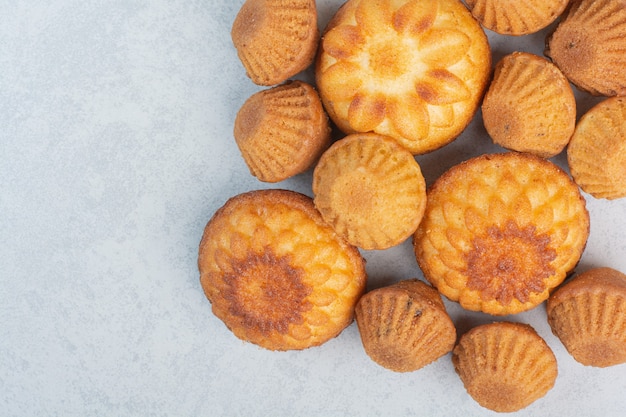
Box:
[1,1,625,416]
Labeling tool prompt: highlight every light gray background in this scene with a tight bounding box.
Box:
[1,1,625,416]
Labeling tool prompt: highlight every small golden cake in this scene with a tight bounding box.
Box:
[231,0,319,86]
[465,0,569,35]
[452,322,558,413]
[545,0,626,96]
[567,97,626,200]
[198,189,367,350]
[547,267,626,367]
[315,0,491,154]
[355,279,457,372]
[413,152,590,315]
[234,81,331,183]
[482,52,576,158]
[312,133,427,250]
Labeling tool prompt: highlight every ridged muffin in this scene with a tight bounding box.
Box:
[452,322,558,413]
[545,0,626,96]
[413,152,590,315]
[198,189,367,350]
[482,52,576,158]
[231,0,319,86]
[234,81,331,183]
[315,0,491,154]
[312,133,427,250]
[547,267,626,367]
[355,279,457,372]
[465,0,569,35]
[567,97,626,200]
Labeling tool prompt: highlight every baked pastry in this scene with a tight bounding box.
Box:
[413,152,590,315]
[355,279,456,372]
[198,189,367,350]
[545,0,626,96]
[452,322,558,413]
[315,0,491,154]
[465,0,568,35]
[547,267,626,367]
[312,133,427,250]
[482,52,576,158]
[234,81,331,183]
[567,97,626,200]
[231,0,319,85]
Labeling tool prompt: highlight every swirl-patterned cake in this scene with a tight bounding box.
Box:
[198,189,367,350]
[413,152,590,315]
[315,0,491,154]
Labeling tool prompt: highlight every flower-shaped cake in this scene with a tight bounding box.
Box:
[316,0,491,154]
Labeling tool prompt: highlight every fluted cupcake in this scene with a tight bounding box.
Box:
[567,97,626,200]
[198,189,367,351]
[545,0,626,96]
[482,52,576,158]
[315,0,491,154]
[234,81,331,183]
[547,267,626,367]
[465,0,568,35]
[355,279,457,372]
[413,152,590,315]
[231,0,319,86]
[313,133,427,250]
[453,322,558,413]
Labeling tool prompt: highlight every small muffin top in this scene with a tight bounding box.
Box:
[482,52,576,158]
[231,0,319,86]
[567,96,626,200]
[198,189,367,350]
[313,132,427,250]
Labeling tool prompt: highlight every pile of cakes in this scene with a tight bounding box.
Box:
[199,0,626,413]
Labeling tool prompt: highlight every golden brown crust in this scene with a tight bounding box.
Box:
[452,322,558,413]
[355,279,456,372]
[231,0,319,86]
[482,52,576,158]
[198,189,367,350]
[547,267,626,367]
[567,97,626,200]
[312,133,427,250]
[545,0,626,96]
[466,0,569,35]
[315,0,491,154]
[413,152,590,315]
[234,81,331,183]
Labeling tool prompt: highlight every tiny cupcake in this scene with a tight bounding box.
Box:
[355,279,457,372]
[313,133,427,250]
[453,322,558,413]
[482,52,576,158]
[567,97,626,200]
[231,0,319,85]
[547,267,626,367]
[465,0,568,35]
[234,81,331,183]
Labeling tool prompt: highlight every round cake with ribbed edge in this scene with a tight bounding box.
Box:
[198,189,367,350]
[313,132,427,250]
[315,0,491,154]
[452,322,558,413]
[355,279,456,372]
[482,52,576,158]
[413,152,590,315]
[547,267,626,367]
